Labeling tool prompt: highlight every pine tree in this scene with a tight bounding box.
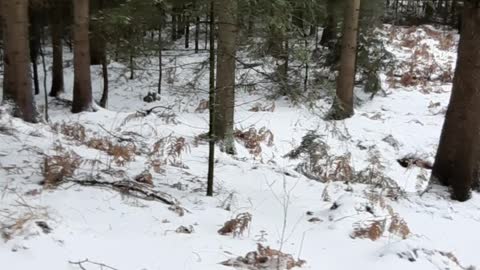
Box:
[214,0,238,154]
[2,0,37,123]
[49,1,66,97]
[207,0,216,197]
[328,0,361,120]
[431,0,480,202]
[72,0,93,113]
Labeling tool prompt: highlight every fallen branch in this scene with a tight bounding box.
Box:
[397,156,433,170]
[98,124,135,143]
[140,105,174,116]
[69,259,119,270]
[64,179,188,215]
[120,105,175,126]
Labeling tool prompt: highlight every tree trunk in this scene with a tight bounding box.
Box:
[207,0,216,197]
[205,15,209,50]
[185,15,190,49]
[431,0,480,201]
[39,30,49,122]
[171,9,178,41]
[99,51,108,108]
[2,0,36,122]
[214,0,238,154]
[194,0,200,53]
[72,0,93,113]
[320,0,337,47]
[89,34,104,66]
[158,21,163,94]
[49,3,64,97]
[328,0,361,120]
[31,53,40,96]
[129,52,134,80]
[177,11,185,40]
[292,4,304,31]
[90,0,105,66]
[29,10,41,96]
[195,15,200,53]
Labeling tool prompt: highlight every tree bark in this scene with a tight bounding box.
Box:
[72,0,93,113]
[29,9,41,96]
[49,2,64,97]
[158,21,163,95]
[207,0,216,197]
[214,0,238,154]
[99,51,108,108]
[328,0,361,120]
[185,14,190,49]
[320,0,337,47]
[171,9,178,41]
[90,0,106,66]
[2,0,36,122]
[431,0,480,201]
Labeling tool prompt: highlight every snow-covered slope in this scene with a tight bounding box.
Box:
[1,25,478,270]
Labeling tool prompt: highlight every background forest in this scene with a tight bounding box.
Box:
[1,1,479,270]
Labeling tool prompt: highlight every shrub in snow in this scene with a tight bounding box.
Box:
[221,244,306,270]
[218,212,252,237]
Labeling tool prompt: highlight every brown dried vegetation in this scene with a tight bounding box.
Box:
[221,244,306,270]
[42,151,82,188]
[234,127,274,156]
[218,212,252,237]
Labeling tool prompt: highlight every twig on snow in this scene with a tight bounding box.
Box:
[69,259,119,270]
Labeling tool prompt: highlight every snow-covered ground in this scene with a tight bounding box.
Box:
[1,25,479,270]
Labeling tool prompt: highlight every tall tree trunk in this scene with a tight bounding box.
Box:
[158,21,163,94]
[40,30,49,122]
[205,15,209,50]
[177,8,185,40]
[31,51,40,96]
[328,0,361,120]
[214,0,238,154]
[431,0,480,201]
[90,0,106,66]
[207,0,216,197]
[292,3,304,31]
[99,51,108,108]
[320,0,337,47]
[171,9,178,41]
[29,10,41,96]
[195,15,200,53]
[72,0,93,113]
[49,3,64,97]
[194,0,200,53]
[2,0,36,122]
[129,52,134,80]
[185,14,190,49]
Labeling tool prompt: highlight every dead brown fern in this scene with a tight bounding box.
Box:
[53,122,86,142]
[438,33,455,51]
[149,159,164,174]
[352,192,411,241]
[351,219,385,241]
[221,244,306,270]
[86,137,136,166]
[218,212,252,237]
[42,151,82,188]
[234,127,274,156]
[388,214,411,239]
[151,136,188,157]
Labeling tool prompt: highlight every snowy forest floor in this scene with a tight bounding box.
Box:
[1,25,479,270]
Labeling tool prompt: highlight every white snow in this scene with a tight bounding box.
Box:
[1,25,478,270]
